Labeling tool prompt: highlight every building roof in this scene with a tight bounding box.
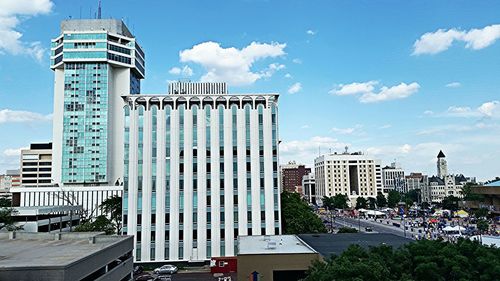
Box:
[429,176,445,185]
[238,235,317,255]
[0,232,132,269]
[298,233,412,258]
[60,19,133,37]
[485,179,500,187]
[437,150,446,158]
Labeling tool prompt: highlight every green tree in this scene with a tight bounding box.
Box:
[355,197,368,209]
[477,218,489,234]
[0,207,22,231]
[441,195,459,211]
[0,196,12,207]
[376,192,387,208]
[281,192,327,234]
[337,227,358,233]
[303,239,500,281]
[474,207,489,218]
[75,215,115,235]
[460,182,482,201]
[323,194,349,210]
[387,190,401,208]
[368,197,377,209]
[99,195,122,234]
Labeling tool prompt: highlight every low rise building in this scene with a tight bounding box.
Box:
[0,232,133,281]
[302,173,316,204]
[20,142,53,187]
[280,161,311,193]
[12,205,82,233]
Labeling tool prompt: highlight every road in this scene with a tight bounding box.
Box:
[332,216,423,239]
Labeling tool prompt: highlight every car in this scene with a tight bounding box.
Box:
[365,227,373,232]
[153,276,172,281]
[133,265,144,275]
[135,273,154,281]
[154,264,178,275]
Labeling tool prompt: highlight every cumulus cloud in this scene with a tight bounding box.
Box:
[413,24,500,55]
[280,136,349,165]
[0,109,52,124]
[179,41,286,86]
[261,63,285,78]
[379,124,392,129]
[287,82,302,94]
[330,81,420,103]
[292,58,302,64]
[0,0,53,62]
[284,73,292,79]
[331,124,363,135]
[445,82,461,88]
[425,101,500,118]
[306,30,316,36]
[3,147,27,157]
[168,65,193,77]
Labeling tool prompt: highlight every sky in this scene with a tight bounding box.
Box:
[0,0,499,181]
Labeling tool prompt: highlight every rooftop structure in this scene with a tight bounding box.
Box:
[0,232,133,281]
[238,235,317,255]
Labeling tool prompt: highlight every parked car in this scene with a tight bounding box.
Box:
[153,276,172,281]
[135,273,154,281]
[154,264,178,275]
[133,265,144,275]
[365,227,373,232]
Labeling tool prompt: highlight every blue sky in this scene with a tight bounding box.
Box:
[1,0,499,181]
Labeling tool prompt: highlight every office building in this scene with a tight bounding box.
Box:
[381,162,405,193]
[123,82,281,262]
[0,232,133,281]
[314,151,382,206]
[279,161,311,193]
[405,172,428,201]
[50,19,145,186]
[2,169,21,189]
[10,185,122,217]
[20,142,53,187]
[302,173,316,204]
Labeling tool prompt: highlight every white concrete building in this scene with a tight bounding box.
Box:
[20,143,53,187]
[314,152,382,206]
[437,150,448,178]
[381,162,405,193]
[122,82,281,262]
[302,173,316,204]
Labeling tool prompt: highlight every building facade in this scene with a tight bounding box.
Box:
[123,82,281,262]
[50,19,145,186]
[314,152,382,206]
[20,143,53,187]
[381,162,405,193]
[302,173,316,204]
[279,161,311,193]
[1,170,21,189]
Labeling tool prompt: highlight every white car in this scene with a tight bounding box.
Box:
[154,265,178,275]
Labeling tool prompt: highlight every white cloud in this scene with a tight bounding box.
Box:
[168,65,193,77]
[0,109,52,124]
[306,30,316,36]
[179,41,286,86]
[3,147,26,157]
[330,81,420,103]
[284,73,292,78]
[300,125,310,129]
[287,82,302,94]
[426,101,500,118]
[413,24,500,55]
[379,124,392,129]
[331,124,363,135]
[261,63,285,78]
[280,136,349,165]
[0,0,53,62]
[292,58,302,64]
[445,82,461,88]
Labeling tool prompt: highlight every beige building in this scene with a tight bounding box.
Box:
[314,151,382,206]
[20,143,52,187]
[237,235,320,281]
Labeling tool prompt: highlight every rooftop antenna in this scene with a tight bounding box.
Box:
[98,0,102,19]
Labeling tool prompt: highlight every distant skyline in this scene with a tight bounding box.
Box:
[1,0,499,181]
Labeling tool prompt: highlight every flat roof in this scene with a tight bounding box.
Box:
[238,235,317,255]
[13,205,82,216]
[298,233,412,258]
[0,232,132,269]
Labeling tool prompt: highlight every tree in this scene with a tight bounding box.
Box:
[387,190,401,208]
[0,195,22,231]
[337,227,358,233]
[368,197,377,209]
[460,182,482,201]
[323,194,349,210]
[75,215,115,235]
[281,192,327,234]
[99,195,122,234]
[303,239,500,281]
[0,196,11,207]
[355,197,368,209]
[474,207,489,218]
[441,195,459,211]
[477,218,489,235]
[376,192,387,208]
[404,189,420,205]
[420,201,430,210]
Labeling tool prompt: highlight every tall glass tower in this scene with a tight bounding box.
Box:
[50,19,145,186]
